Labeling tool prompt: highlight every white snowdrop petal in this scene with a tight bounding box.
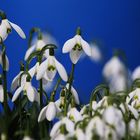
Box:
[26,84,35,102]
[12,86,23,102]
[0,21,8,41]
[132,66,140,80]
[36,59,48,80]
[8,20,26,39]
[50,121,61,137]
[46,69,57,81]
[38,106,48,122]
[70,49,83,64]
[24,45,36,61]
[46,102,57,121]
[81,38,91,56]
[54,57,68,82]
[128,105,139,119]
[63,118,74,133]
[11,72,22,91]
[28,63,38,78]
[0,85,4,102]
[62,37,76,53]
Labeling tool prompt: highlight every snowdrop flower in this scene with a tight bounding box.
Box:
[66,84,80,105]
[0,84,4,103]
[24,39,49,61]
[67,107,83,122]
[0,12,26,42]
[12,79,39,103]
[86,116,106,140]
[37,55,68,82]
[90,43,102,62]
[50,117,74,139]
[38,101,57,122]
[132,66,140,80]
[103,106,125,138]
[80,104,89,118]
[0,50,9,71]
[62,28,91,64]
[103,56,126,79]
[126,88,140,112]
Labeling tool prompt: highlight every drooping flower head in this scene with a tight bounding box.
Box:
[62,27,91,64]
[37,44,68,82]
[0,10,26,42]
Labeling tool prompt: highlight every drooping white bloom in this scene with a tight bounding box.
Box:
[86,116,106,140]
[50,117,74,139]
[120,103,139,119]
[67,107,83,122]
[66,84,80,104]
[24,39,49,61]
[90,43,102,62]
[103,56,129,92]
[0,50,9,71]
[75,128,86,140]
[0,85,4,102]
[36,56,68,82]
[80,104,89,118]
[103,56,126,78]
[62,34,91,64]
[126,88,140,112]
[132,66,140,80]
[12,81,39,103]
[0,18,26,41]
[103,106,125,139]
[38,102,58,122]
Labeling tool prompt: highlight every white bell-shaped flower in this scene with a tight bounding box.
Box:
[50,117,74,138]
[86,116,106,140]
[103,106,125,138]
[38,101,58,122]
[36,56,68,82]
[24,39,49,61]
[62,34,91,64]
[132,66,140,80]
[0,18,26,41]
[126,88,140,111]
[0,85,4,103]
[12,81,39,103]
[67,107,83,122]
[103,56,126,79]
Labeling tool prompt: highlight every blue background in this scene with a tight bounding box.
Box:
[1,0,140,103]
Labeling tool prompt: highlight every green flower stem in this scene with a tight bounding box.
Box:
[64,63,75,115]
[50,78,62,101]
[38,55,43,109]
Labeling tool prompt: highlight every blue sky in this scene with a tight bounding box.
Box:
[1,0,140,103]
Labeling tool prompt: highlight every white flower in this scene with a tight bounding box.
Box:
[103,56,126,78]
[52,134,66,140]
[86,116,106,140]
[12,81,39,103]
[24,39,49,61]
[0,85,4,102]
[67,107,83,122]
[36,56,68,82]
[50,117,74,138]
[0,18,26,41]
[103,106,125,138]
[0,50,9,71]
[90,43,102,62]
[62,34,91,64]
[66,84,80,104]
[132,66,140,80]
[126,88,140,111]
[38,102,58,122]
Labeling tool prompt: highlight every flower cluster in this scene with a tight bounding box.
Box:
[0,10,140,140]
